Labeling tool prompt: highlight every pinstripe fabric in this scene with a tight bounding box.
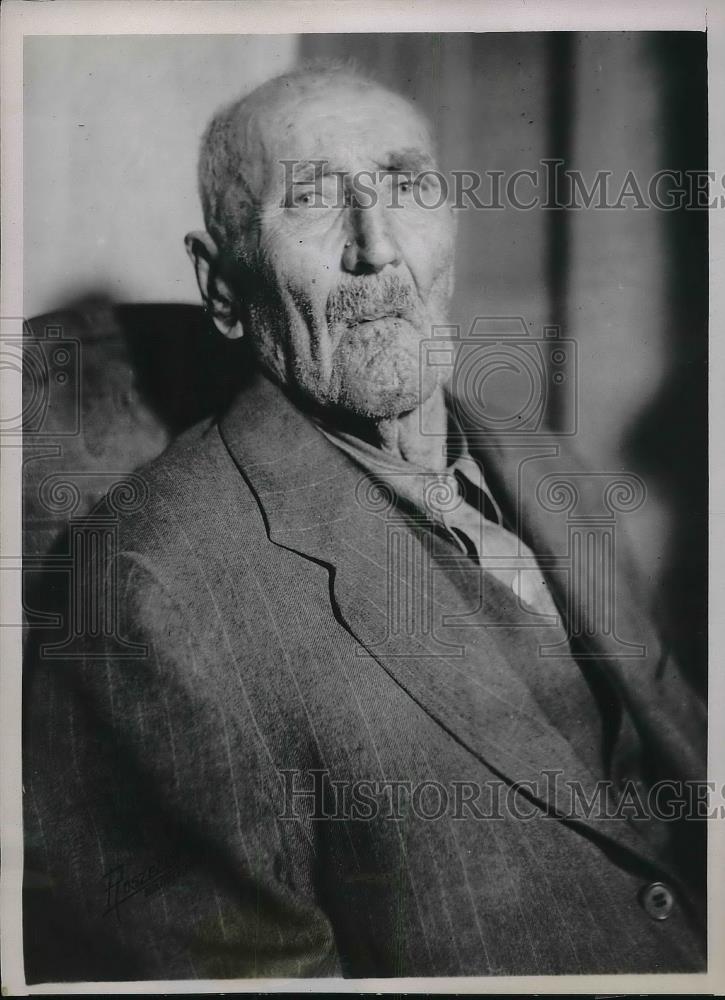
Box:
[23,370,706,981]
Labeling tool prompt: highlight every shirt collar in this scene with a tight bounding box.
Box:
[313,404,503,530]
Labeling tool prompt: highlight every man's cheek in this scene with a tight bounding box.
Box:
[262,236,336,298]
[399,235,454,299]
[285,275,335,334]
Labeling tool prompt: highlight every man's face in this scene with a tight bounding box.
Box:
[233,80,456,420]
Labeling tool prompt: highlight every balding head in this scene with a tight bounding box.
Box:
[186,61,456,421]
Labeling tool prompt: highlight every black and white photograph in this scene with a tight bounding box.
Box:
[1,0,722,992]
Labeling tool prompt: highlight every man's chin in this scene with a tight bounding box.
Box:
[326,317,440,419]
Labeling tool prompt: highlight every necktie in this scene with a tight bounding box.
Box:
[435,455,560,619]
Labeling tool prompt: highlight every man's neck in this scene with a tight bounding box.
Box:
[374,387,448,471]
[280,374,450,472]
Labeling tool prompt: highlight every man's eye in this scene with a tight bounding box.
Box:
[392,174,421,203]
[287,179,341,210]
[290,188,318,208]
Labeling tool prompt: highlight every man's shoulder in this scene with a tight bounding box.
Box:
[135,416,237,499]
[103,414,264,565]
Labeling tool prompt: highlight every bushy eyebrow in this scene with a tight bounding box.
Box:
[281,159,345,182]
[377,149,437,173]
[282,149,436,183]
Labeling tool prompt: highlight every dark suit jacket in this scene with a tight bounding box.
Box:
[23,368,707,982]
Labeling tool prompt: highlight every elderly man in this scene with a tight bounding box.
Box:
[24,64,706,982]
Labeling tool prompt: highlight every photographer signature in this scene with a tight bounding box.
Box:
[103,853,188,920]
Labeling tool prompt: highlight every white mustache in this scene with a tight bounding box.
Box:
[326,275,419,328]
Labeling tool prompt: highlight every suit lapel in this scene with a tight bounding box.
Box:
[218,372,686,875]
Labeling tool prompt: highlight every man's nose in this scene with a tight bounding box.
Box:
[342,204,401,274]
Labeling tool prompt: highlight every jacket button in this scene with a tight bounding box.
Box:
[640,882,675,920]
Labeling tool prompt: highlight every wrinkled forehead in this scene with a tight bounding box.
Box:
[255,82,436,187]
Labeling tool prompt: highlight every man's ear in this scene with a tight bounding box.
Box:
[184,231,244,340]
